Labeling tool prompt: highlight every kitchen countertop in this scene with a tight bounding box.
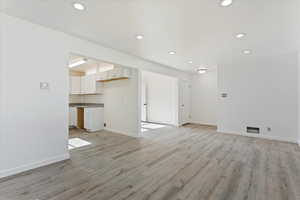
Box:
[69,103,104,108]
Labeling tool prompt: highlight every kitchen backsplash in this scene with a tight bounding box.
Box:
[69,94,104,104]
[69,95,82,103]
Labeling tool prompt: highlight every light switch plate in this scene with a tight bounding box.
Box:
[221,93,228,98]
[40,82,49,90]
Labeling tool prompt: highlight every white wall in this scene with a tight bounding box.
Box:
[298,52,300,146]
[191,68,218,126]
[0,13,190,178]
[142,71,178,125]
[104,69,139,136]
[0,13,70,178]
[0,10,4,174]
[218,52,298,143]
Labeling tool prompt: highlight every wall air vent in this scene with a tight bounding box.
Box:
[246,127,260,134]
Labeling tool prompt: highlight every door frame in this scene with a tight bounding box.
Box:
[138,70,181,137]
[179,80,191,126]
[141,79,148,122]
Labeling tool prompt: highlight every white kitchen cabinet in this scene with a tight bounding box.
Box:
[69,107,77,127]
[70,76,81,94]
[96,67,131,82]
[80,76,88,94]
[81,74,104,94]
[69,75,103,95]
[107,67,122,80]
[97,71,108,81]
[69,76,72,94]
[84,107,104,132]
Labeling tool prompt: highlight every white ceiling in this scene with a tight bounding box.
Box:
[1,0,300,72]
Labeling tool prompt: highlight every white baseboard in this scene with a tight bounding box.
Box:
[104,128,139,138]
[145,120,177,127]
[217,129,296,143]
[0,153,70,179]
[190,121,217,127]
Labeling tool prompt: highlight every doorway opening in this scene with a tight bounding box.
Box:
[140,71,179,134]
[68,53,135,150]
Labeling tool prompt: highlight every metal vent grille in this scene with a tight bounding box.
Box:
[246,127,260,134]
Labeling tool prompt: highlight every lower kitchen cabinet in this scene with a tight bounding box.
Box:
[69,106,104,132]
[69,107,77,127]
[84,107,104,132]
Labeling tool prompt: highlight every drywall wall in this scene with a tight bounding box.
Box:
[218,52,298,143]
[298,51,300,146]
[0,13,190,178]
[191,68,218,126]
[0,13,70,178]
[142,71,178,125]
[0,12,4,170]
[104,68,139,136]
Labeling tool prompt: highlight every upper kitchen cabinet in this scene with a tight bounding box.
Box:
[70,76,81,94]
[81,74,104,94]
[69,57,130,94]
[96,66,131,82]
[70,75,104,95]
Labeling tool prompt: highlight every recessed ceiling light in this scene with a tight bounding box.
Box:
[220,0,233,7]
[136,35,144,40]
[243,49,252,55]
[188,61,193,64]
[197,68,208,74]
[236,33,246,39]
[73,2,85,11]
[169,51,176,55]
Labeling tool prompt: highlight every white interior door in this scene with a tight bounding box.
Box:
[180,81,191,125]
[141,81,147,121]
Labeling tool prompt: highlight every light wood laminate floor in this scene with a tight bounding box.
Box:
[1,125,300,200]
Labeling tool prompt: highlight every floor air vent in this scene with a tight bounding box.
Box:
[246,127,260,134]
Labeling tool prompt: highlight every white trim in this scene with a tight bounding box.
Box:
[104,128,140,138]
[298,140,300,146]
[144,120,176,127]
[0,153,70,179]
[137,70,143,137]
[190,121,217,127]
[146,119,177,126]
[217,129,297,143]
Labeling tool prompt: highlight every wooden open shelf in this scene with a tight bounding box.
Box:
[97,77,129,82]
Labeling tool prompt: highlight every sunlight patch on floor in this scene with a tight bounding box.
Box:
[141,122,167,132]
[68,138,91,150]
